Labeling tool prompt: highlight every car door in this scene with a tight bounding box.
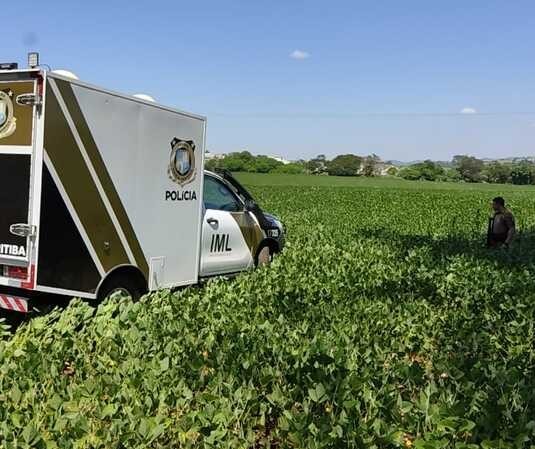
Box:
[0,73,40,287]
[200,175,255,276]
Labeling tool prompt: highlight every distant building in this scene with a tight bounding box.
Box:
[268,155,292,165]
[205,151,293,165]
[205,151,226,160]
[378,163,396,176]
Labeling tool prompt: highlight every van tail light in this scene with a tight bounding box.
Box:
[3,265,28,280]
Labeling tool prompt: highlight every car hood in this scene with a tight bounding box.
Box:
[263,212,283,228]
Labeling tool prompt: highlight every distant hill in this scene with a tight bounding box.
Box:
[388,156,535,167]
[481,156,535,164]
[387,160,454,168]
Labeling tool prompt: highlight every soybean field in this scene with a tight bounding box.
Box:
[2,175,535,448]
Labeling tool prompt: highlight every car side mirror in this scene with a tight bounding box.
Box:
[245,199,256,211]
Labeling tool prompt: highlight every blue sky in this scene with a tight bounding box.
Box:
[2,0,535,161]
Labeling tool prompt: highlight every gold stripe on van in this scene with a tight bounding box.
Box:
[53,79,149,278]
[44,84,130,272]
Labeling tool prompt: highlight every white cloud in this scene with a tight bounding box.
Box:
[460,107,477,114]
[290,49,310,60]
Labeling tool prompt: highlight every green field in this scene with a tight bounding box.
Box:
[2,175,535,448]
[236,172,535,192]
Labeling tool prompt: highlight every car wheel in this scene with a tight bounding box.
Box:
[256,245,273,267]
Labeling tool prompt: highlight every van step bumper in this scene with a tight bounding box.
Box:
[0,294,29,313]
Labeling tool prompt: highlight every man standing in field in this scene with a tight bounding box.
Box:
[487,197,516,249]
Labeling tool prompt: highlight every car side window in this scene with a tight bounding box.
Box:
[203,176,242,212]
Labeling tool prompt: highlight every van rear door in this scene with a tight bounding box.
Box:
[0,70,41,286]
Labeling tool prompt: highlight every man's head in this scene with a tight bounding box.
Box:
[492,196,505,212]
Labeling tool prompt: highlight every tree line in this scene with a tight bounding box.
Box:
[205,151,305,174]
[206,151,535,185]
[398,155,535,185]
[205,151,383,176]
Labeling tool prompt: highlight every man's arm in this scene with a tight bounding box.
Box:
[504,214,516,246]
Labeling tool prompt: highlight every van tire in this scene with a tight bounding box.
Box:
[97,274,145,303]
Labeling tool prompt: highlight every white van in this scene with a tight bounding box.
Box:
[0,62,284,313]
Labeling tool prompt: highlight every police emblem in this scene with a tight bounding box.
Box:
[168,138,196,186]
[0,90,16,140]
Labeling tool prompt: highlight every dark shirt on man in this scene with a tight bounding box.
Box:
[489,209,515,247]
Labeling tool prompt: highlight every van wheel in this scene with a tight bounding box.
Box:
[256,245,273,267]
[97,274,145,302]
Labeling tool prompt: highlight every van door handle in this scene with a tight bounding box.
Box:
[207,218,218,226]
[10,223,37,238]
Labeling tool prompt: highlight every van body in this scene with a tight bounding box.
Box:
[0,68,284,313]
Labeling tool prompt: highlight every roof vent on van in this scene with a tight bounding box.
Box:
[133,94,156,102]
[51,70,79,80]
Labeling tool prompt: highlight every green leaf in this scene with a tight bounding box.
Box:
[160,357,169,371]
[11,385,22,404]
[101,403,117,418]
[308,383,326,403]
[458,419,476,432]
[10,412,23,428]
[22,423,38,444]
[149,423,166,442]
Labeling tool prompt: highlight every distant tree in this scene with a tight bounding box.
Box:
[398,160,445,181]
[453,155,484,182]
[219,151,256,172]
[253,155,283,173]
[205,151,284,173]
[306,160,321,173]
[362,153,381,177]
[398,166,420,181]
[444,168,462,182]
[273,162,307,174]
[205,158,218,171]
[453,155,479,181]
[306,154,328,174]
[326,154,363,176]
[386,166,399,176]
[483,162,512,184]
[510,161,535,185]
